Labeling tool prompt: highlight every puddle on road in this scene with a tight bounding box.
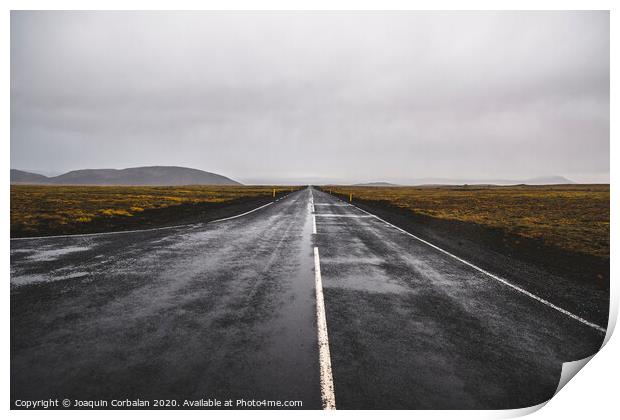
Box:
[17,246,92,262]
[321,261,411,294]
[11,270,91,287]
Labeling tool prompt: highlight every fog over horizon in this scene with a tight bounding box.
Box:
[11,11,610,184]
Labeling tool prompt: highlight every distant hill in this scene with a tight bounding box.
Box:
[523,176,576,185]
[10,169,50,184]
[397,176,577,186]
[11,166,241,186]
[354,182,399,187]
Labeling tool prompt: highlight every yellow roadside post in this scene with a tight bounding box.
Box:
[349,193,352,202]
[273,188,276,199]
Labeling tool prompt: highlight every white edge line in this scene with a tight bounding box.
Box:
[314,246,337,409]
[209,201,273,223]
[11,200,278,241]
[327,192,607,334]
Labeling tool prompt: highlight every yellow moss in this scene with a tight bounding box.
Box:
[11,184,299,235]
[325,185,609,258]
[100,209,132,217]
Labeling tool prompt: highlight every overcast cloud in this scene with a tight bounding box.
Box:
[11,11,609,184]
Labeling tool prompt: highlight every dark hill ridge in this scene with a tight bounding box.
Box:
[350,177,576,187]
[403,176,576,186]
[354,182,400,187]
[10,169,50,184]
[11,166,241,186]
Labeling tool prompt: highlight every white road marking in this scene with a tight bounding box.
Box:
[314,203,350,207]
[11,200,276,241]
[209,201,274,223]
[327,192,607,334]
[314,246,336,409]
[309,190,315,225]
[310,188,336,408]
[313,214,373,218]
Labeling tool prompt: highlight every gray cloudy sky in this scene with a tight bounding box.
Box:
[11,11,609,184]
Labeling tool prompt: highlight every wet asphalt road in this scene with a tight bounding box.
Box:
[11,189,321,408]
[11,187,605,409]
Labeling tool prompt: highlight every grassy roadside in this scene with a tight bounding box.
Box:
[320,185,609,259]
[11,184,299,238]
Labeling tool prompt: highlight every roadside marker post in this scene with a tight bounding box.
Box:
[273,188,276,199]
[349,193,352,202]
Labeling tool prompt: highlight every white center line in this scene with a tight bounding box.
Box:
[314,246,336,409]
[310,191,317,234]
[313,213,317,234]
[310,189,336,409]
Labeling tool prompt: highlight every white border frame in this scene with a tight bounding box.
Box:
[3,2,616,419]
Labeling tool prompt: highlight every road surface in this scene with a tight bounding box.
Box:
[11,187,606,409]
